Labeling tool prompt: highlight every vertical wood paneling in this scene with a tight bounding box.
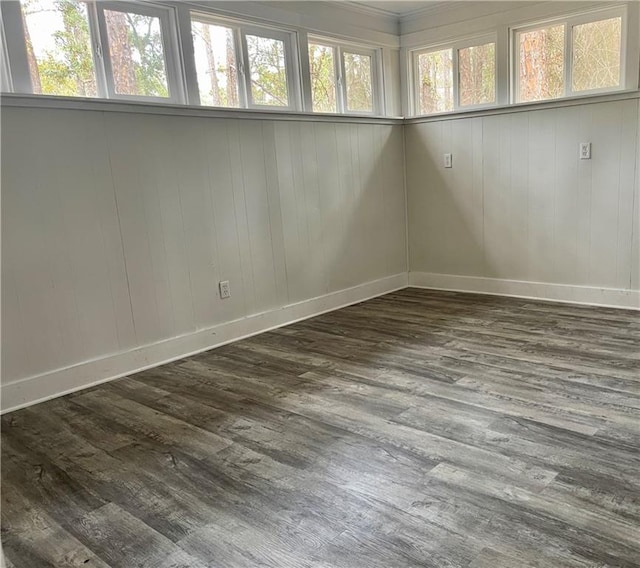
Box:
[334,123,359,288]
[2,107,406,386]
[632,100,640,291]
[527,108,557,284]
[506,111,529,281]
[575,104,594,285]
[552,105,580,284]
[204,119,246,324]
[615,101,639,290]
[407,98,640,294]
[589,103,623,288]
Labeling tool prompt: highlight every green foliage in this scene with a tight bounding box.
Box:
[247,35,288,106]
[105,9,168,97]
[192,21,238,108]
[309,43,336,113]
[418,49,453,114]
[24,0,96,97]
[125,12,168,97]
[459,42,495,107]
[344,52,372,112]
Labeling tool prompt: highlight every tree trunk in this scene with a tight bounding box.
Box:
[105,10,136,94]
[202,24,219,105]
[20,7,41,92]
[226,33,238,106]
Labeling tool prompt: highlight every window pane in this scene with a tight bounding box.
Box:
[572,17,621,92]
[192,20,239,107]
[20,0,97,97]
[104,9,168,98]
[246,34,289,107]
[344,52,373,112]
[459,42,495,106]
[309,42,336,113]
[518,25,565,102]
[417,48,453,114]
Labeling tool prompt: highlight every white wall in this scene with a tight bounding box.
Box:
[406,96,640,306]
[1,105,407,410]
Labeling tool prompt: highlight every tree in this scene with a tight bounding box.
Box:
[418,49,453,114]
[309,43,336,112]
[104,9,168,97]
[344,52,372,111]
[246,35,288,106]
[519,26,564,101]
[21,0,97,96]
[459,42,495,106]
[191,21,238,107]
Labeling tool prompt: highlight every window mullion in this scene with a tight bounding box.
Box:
[335,46,344,113]
[298,31,313,112]
[173,3,198,105]
[238,29,251,108]
[87,2,108,99]
[453,45,460,110]
[94,4,116,99]
[564,21,572,97]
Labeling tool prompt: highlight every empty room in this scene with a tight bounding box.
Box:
[1,0,639,566]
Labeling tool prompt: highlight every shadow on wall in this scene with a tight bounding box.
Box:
[405,118,486,278]
[270,120,407,304]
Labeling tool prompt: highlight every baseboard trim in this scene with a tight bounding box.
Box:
[409,272,640,310]
[1,273,408,414]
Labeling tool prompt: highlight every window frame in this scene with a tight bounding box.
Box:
[241,24,300,111]
[189,12,301,111]
[306,35,382,115]
[411,33,497,116]
[0,7,13,93]
[187,13,245,109]
[511,5,628,104]
[96,1,185,104]
[1,0,186,103]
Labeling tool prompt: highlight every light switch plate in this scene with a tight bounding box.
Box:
[444,153,452,168]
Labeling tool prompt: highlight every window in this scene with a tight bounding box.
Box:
[245,31,290,107]
[514,8,625,103]
[3,0,184,102]
[459,41,495,106]
[191,19,239,107]
[308,37,378,114]
[413,37,495,115]
[97,2,182,102]
[190,14,298,110]
[516,24,564,102]
[18,0,97,97]
[416,48,453,114]
[343,50,373,112]
[572,16,622,92]
[308,41,336,112]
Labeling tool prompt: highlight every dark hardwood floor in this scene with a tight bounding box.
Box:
[2,288,640,568]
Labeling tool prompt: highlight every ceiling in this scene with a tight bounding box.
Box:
[348,1,447,16]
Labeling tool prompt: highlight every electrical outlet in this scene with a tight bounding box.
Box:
[219,280,231,299]
[444,153,452,168]
[580,142,591,160]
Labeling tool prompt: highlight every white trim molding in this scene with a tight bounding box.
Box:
[0,273,408,414]
[409,272,640,310]
[0,93,403,124]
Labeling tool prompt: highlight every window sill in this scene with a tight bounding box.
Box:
[0,93,403,125]
[404,90,640,123]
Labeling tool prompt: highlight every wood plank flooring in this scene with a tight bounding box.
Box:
[2,288,640,568]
